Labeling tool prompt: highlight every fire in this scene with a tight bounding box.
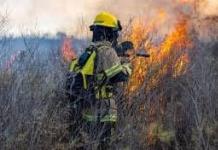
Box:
[127,13,192,93]
[127,10,168,92]
[125,8,194,144]
[130,9,167,50]
[61,37,76,62]
[158,17,192,77]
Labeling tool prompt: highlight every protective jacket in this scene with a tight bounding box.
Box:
[69,41,131,123]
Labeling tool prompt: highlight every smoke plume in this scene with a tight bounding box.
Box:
[1,0,218,36]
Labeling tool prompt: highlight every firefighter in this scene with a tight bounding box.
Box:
[67,11,132,149]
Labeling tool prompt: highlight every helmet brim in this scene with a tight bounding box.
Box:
[89,23,122,32]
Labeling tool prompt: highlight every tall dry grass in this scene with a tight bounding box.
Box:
[0,34,70,149]
[0,15,218,150]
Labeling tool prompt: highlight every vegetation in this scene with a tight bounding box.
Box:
[0,5,218,150]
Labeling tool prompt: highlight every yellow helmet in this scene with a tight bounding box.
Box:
[91,11,122,31]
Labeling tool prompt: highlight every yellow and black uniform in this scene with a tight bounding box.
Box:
[68,41,131,148]
[69,41,131,122]
[67,11,132,149]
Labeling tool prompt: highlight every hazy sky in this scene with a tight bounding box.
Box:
[0,0,217,36]
[0,0,102,36]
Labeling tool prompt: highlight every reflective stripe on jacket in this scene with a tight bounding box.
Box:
[69,41,131,122]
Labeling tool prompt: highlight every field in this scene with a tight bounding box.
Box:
[0,1,218,150]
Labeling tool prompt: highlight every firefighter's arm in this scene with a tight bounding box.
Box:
[104,63,132,83]
[97,50,132,83]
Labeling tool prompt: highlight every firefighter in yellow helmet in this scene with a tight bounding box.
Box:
[67,12,132,149]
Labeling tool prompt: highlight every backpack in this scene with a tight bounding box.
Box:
[66,45,97,95]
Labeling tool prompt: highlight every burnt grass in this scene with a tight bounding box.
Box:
[0,38,218,150]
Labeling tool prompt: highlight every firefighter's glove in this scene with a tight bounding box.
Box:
[122,63,132,76]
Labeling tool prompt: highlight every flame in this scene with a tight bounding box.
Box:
[127,16,193,143]
[129,9,167,50]
[61,37,76,62]
[115,0,199,145]
[158,17,192,77]
[127,10,168,92]
[127,13,192,93]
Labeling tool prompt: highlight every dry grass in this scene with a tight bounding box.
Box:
[0,16,218,150]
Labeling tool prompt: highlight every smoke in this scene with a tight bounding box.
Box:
[201,0,218,16]
[97,0,218,22]
[97,0,196,36]
[98,0,191,20]
[1,0,218,36]
[98,0,218,18]
[2,0,102,36]
[97,0,218,41]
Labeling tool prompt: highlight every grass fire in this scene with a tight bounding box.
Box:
[0,0,218,150]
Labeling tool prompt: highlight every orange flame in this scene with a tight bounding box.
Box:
[158,17,192,77]
[126,10,168,92]
[122,1,196,145]
[127,13,192,93]
[61,37,76,62]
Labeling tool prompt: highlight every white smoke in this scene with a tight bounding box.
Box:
[201,0,218,16]
[2,0,102,36]
[0,0,217,36]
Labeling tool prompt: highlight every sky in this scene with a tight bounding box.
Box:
[0,0,217,36]
[0,0,102,36]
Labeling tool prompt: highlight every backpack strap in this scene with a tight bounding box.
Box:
[69,42,112,90]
